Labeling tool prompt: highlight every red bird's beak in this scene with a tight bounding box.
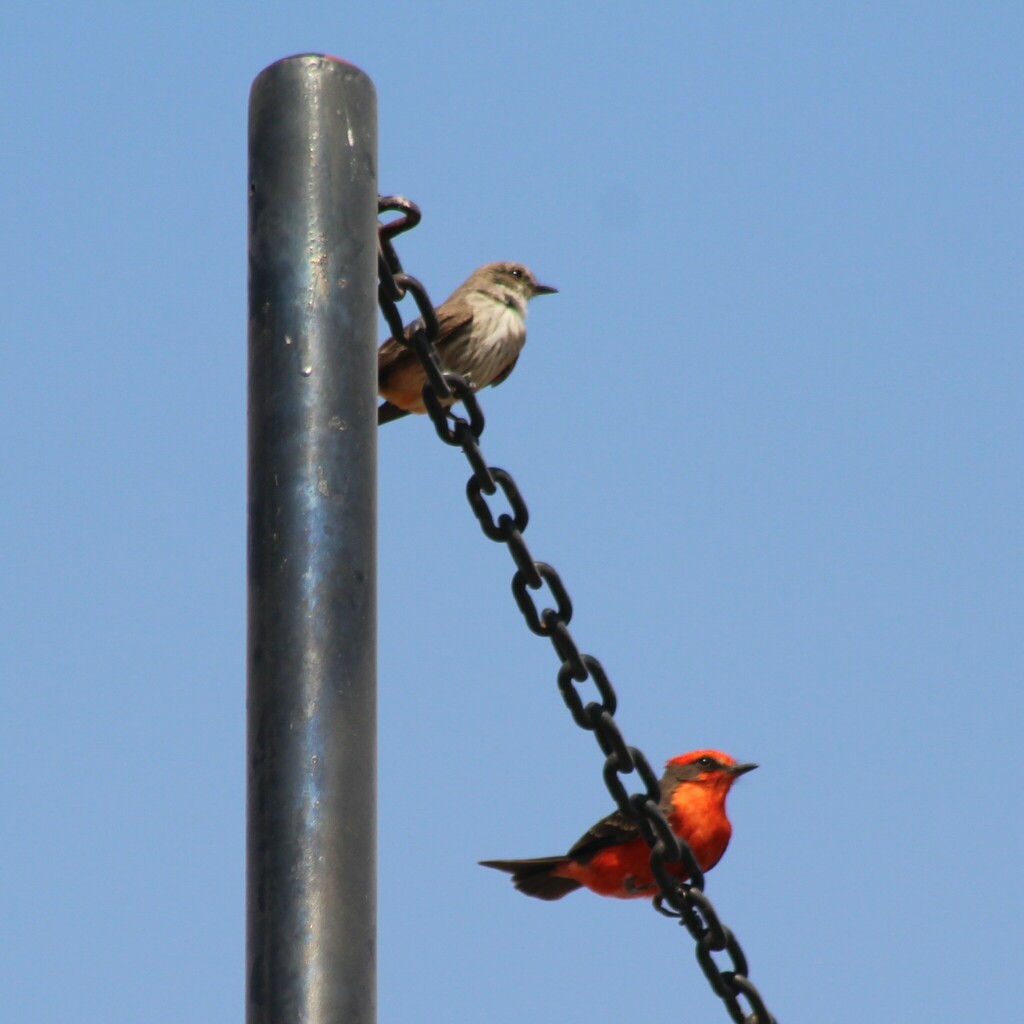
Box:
[728,762,758,777]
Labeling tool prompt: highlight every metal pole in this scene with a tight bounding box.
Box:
[247,55,378,1024]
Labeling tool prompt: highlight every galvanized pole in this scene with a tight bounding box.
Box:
[247,55,378,1024]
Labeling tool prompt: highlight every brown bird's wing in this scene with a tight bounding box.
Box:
[376,333,413,376]
[565,809,641,863]
[434,302,475,352]
[377,304,476,378]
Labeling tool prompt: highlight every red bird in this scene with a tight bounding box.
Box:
[480,750,756,900]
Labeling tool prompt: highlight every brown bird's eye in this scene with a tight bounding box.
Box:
[510,267,523,278]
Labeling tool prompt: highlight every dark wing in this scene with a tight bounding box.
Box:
[566,809,641,863]
[563,768,684,864]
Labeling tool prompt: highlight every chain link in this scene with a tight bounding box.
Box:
[377,196,777,1024]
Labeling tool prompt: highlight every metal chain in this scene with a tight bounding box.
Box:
[377,196,777,1024]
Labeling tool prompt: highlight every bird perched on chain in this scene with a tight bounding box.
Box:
[377,261,557,425]
[480,750,756,900]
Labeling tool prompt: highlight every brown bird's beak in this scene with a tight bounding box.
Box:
[531,281,558,296]
[729,762,758,777]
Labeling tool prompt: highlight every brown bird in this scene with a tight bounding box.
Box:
[480,750,756,900]
[377,261,556,424]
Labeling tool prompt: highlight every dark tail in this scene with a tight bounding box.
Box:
[479,857,581,901]
[377,401,411,425]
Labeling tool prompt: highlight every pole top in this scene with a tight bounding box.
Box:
[253,53,373,85]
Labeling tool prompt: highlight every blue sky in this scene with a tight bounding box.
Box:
[2,3,1022,1022]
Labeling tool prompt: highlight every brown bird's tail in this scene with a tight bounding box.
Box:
[377,400,411,425]
[479,857,581,901]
